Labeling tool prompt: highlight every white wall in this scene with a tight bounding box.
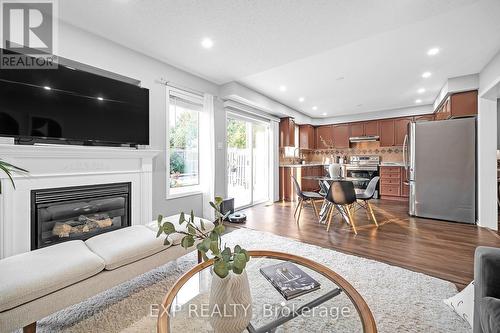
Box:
[57,23,220,218]
[497,99,500,150]
[477,50,500,230]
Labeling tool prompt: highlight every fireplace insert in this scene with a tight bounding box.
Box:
[31,182,131,250]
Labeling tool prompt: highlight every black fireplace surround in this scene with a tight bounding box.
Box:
[31,182,131,250]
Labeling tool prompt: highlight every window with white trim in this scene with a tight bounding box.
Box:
[167,89,203,197]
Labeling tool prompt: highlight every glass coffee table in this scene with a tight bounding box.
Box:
[158,251,377,333]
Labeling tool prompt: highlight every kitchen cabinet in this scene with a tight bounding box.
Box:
[435,98,451,120]
[364,121,380,136]
[379,118,411,147]
[279,167,290,201]
[401,167,409,198]
[380,166,402,198]
[380,166,408,200]
[332,124,350,148]
[349,122,364,137]
[349,121,379,137]
[315,125,333,149]
[394,117,412,146]
[434,90,477,120]
[279,117,295,147]
[279,166,323,201]
[299,125,315,149]
[379,119,395,147]
[449,90,477,118]
[301,166,323,191]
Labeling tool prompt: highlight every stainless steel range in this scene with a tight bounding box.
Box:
[345,155,380,197]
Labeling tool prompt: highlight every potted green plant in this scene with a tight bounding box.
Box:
[0,159,28,194]
[157,197,252,333]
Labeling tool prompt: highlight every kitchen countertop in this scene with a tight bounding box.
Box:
[280,162,407,167]
[379,162,407,167]
[279,163,329,168]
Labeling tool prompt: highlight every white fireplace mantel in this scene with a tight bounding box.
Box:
[0,144,160,258]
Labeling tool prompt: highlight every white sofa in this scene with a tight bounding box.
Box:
[0,214,213,333]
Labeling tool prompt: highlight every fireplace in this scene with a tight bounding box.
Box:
[31,182,131,250]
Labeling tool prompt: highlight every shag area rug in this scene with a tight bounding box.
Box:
[30,229,470,333]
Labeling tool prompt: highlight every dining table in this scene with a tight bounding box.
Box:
[301,175,370,225]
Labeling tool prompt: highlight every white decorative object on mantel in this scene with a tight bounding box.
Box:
[0,137,15,145]
[0,144,160,259]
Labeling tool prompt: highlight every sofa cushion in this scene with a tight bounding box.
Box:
[443,281,474,327]
[146,214,215,246]
[0,240,105,312]
[480,297,500,333]
[85,225,169,270]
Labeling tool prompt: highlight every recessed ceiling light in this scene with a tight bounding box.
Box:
[298,97,305,102]
[417,88,426,94]
[279,85,287,92]
[422,72,432,78]
[43,86,51,90]
[427,48,440,56]
[312,106,318,111]
[201,38,214,49]
[415,99,422,104]
[321,112,327,116]
[97,97,104,101]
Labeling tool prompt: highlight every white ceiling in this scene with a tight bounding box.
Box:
[59,0,500,118]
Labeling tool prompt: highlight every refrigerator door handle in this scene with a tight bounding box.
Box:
[403,134,409,175]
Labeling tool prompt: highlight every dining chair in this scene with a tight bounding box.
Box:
[318,180,330,197]
[325,180,358,234]
[292,176,323,223]
[355,176,380,227]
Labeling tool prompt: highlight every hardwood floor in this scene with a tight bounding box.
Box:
[233,199,500,290]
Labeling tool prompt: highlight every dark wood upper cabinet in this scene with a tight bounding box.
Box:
[394,117,412,146]
[333,124,349,148]
[279,117,295,147]
[434,90,477,120]
[349,122,364,137]
[315,125,334,149]
[450,90,478,118]
[299,124,315,149]
[364,121,379,136]
[349,121,379,138]
[379,119,395,147]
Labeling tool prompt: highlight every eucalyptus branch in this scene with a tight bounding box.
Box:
[156,196,250,278]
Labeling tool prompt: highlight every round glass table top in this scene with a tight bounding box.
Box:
[158,251,376,333]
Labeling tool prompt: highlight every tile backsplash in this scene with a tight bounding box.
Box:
[280,142,404,164]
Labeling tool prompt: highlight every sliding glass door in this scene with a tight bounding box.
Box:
[227,114,269,209]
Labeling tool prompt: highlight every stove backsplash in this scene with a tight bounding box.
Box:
[280,142,404,165]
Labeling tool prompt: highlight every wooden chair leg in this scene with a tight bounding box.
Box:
[296,201,304,224]
[311,200,319,218]
[346,204,358,234]
[326,205,335,231]
[367,201,378,227]
[294,198,302,217]
[23,322,36,333]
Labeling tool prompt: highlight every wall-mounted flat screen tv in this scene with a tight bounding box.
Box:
[0,58,149,146]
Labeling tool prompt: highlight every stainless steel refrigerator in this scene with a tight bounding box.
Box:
[404,117,476,223]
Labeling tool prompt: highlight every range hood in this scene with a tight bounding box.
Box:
[349,135,380,143]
